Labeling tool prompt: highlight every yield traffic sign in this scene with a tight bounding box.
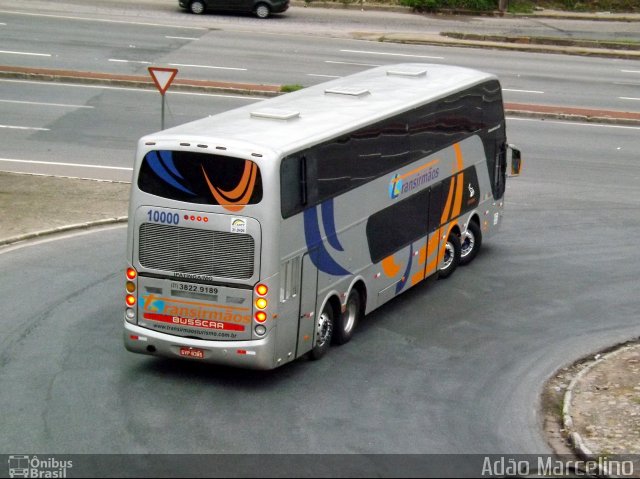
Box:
[148,67,178,95]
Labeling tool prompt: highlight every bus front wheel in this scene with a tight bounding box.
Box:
[309,302,334,360]
[439,232,461,279]
[333,289,361,345]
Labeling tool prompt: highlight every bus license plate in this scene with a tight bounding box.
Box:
[180,347,205,359]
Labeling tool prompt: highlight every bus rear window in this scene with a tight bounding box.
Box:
[138,150,262,206]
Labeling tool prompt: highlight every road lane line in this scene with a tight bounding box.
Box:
[109,58,152,65]
[0,99,94,109]
[0,125,49,131]
[307,73,341,79]
[621,70,640,74]
[0,158,133,171]
[620,97,640,101]
[0,49,51,57]
[168,63,247,71]
[166,36,199,41]
[325,60,382,67]
[340,49,444,60]
[0,9,206,30]
[503,88,544,94]
[507,117,640,131]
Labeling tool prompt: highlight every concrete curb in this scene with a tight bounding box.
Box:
[3,66,640,126]
[0,65,281,97]
[562,343,637,473]
[0,216,129,247]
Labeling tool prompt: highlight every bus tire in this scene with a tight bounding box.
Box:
[460,220,482,266]
[309,302,334,360]
[438,232,461,279]
[333,289,361,345]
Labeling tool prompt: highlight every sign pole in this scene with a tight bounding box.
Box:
[161,93,165,130]
[147,67,179,130]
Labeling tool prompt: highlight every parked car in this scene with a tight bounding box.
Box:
[179,0,289,18]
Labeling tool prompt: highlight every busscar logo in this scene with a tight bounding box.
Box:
[8,455,73,478]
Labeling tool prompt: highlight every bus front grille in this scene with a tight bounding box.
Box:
[138,223,255,280]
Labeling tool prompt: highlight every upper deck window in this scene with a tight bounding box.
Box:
[138,150,263,208]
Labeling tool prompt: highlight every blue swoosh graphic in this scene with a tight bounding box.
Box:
[158,150,184,179]
[147,151,194,195]
[304,206,351,277]
[321,199,344,252]
[395,244,413,294]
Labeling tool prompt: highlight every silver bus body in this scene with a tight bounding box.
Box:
[124,63,515,370]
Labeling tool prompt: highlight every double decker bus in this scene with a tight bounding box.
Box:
[124,63,521,370]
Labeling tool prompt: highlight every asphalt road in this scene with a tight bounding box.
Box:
[1,1,640,475]
[1,119,639,475]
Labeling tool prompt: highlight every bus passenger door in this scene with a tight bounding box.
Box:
[296,253,318,357]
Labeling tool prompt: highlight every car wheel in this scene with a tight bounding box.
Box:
[190,1,205,14]
[460,220,482,266]
[438,232,461,279]
[255,3,271,18]
[333,289,361,345]
[309,302,334,360]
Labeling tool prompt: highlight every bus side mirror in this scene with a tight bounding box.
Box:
[508,144,522,177]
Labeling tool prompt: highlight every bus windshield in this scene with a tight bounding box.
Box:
[138,150,263,207]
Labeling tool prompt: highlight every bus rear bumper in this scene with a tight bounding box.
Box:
[124,321,277,370]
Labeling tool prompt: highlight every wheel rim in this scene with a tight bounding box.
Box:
[343,297,358,335]
[316,310,333,348]
[442,241,455,270]
[191,1,204,13]
[461,229,475,258]
[256,5,269,17]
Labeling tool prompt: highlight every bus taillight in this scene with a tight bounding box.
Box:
[256,284,268,296]
[126,294,136,307]
[255,297,267,310]
[255,311,267,323]
[126,267,137,280]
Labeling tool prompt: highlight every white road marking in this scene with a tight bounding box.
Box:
[503,88,544,94]
[0,49,51,57]
[507,117,640,131]
[621,70,640,74]
[0,9,206,30]
[0,224,126,254]
[0,158,133,171]
[307,73,341,79]
[165,36,199,41]
[340,49,444,60]
[0,99,94,109]
[0,125,49,131]
[325,60,382,68]
[620,97,640,101]
[168,63,247,71]
[109,58,152,65]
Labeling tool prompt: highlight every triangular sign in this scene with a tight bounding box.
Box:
[148,67,178,95]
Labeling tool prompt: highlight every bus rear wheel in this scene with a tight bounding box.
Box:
[439,232,461,279]
[333,289,361,345]
[309,302,334,360]
[460,220,482,266]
